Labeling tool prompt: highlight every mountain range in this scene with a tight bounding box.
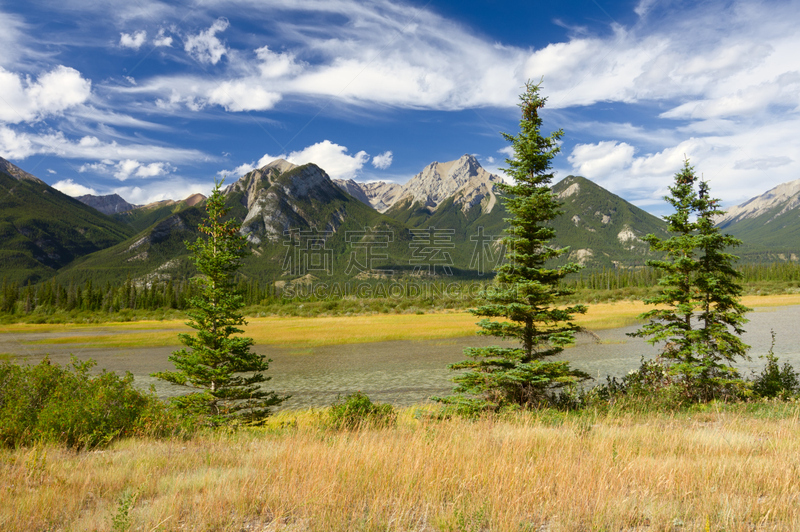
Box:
[1,153,797,286]
[0,157,134,284]
[715,179,800,260]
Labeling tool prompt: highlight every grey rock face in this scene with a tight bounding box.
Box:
[230,159,348,244]
[333,179,402,212]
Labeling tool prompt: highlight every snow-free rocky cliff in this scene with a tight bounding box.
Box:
[334,154,502,215]
[716,178,800,228]
[228,159,351,245]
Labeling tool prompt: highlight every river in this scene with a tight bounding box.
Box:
[2,305,799,409]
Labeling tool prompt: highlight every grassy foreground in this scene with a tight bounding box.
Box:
[8,294,800,349]
[2,403,799,531]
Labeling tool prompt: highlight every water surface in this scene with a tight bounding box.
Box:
[3,305,798,409]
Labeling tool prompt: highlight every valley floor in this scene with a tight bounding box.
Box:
[3,403,799,531]
[5,293,800,348]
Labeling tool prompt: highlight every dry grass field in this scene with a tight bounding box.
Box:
[2,404,799,531]
[8,293,800,349]
[3,296,800,530]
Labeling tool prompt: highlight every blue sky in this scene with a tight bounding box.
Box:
[1,0,799,215]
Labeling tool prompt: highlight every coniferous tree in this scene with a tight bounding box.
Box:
[154,179,285,423]
[631,159,750,400]
[438,81,588,412]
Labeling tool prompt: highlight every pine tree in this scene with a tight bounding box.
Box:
[438,81,588,412]
[631,159,750,400]
[154,179,285,423]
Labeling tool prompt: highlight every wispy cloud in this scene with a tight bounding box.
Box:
[0,126,209,164]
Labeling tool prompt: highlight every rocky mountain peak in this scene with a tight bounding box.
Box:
[716,178,800,228]
[230,159,348,245]
[331,154,502,215]
[401,154,486,208]
[262,158,297,174]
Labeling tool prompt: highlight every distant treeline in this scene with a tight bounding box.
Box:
[2,261,800,316]
[564,262,800,291]
[0,277,273,315]
[0,276,485,316]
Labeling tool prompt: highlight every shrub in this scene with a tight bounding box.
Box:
[593,355,751,410]
[0,357,175,449]
[328,392,396,429]
[591,357,685,410]
[751,332,800,399]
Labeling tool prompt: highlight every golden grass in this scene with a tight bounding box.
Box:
[3,406,800,531]
[7,293,800,349]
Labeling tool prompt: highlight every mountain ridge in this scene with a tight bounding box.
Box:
[0,158,134,283]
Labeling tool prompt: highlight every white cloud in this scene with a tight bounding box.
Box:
[52,179,97,197]
[0,126,34,159]
[47,169,56,174]
[120,0,800,123]
[225,140,370,180]
[371,151,392,170]
[661,72,800,120]
[207,81,281,111]
[564,121,800,214]
[79,161,112,173]
[0,65,91,124]
[127,2,526,112]
[153,28,172,47]
[184,18,229,65]
[734,156,792,171]
[113,179,212,205]
[79,158,176,181]
[119,30,147,50]
[255,46,303,78]
[285,141,369,180]
[568,141,636,179]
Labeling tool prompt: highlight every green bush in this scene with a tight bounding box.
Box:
[751,333,800,399]
[0,357,176,449]
[328,392,396,429]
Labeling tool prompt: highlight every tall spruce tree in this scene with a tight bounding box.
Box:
[438,81,588,412]
[154,179,285,423]
[631,159,750,400]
